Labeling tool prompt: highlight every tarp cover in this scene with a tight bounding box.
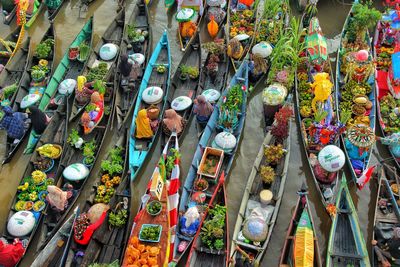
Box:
[294,209,314,267]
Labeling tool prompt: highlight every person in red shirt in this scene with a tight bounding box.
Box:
[0,238,26,267]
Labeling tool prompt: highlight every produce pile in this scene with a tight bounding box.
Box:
[94,147,124,204]
[297,72,313,118]
[139,225,162,242]
[127,24,149,43]
[87,62,109,82]
[200,204,226,250]
[123,236,161,266]
[229,10,255,38]
[36,143,63,159]
[375,46,394,71]
[380,94,400,134]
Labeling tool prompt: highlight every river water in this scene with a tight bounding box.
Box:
[0,0,389,265]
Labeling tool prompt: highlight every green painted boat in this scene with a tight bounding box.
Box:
[23,17,93,154]
[326,174,370,267]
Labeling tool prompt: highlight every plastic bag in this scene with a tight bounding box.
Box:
[242,207,269,242]
[180,207,200,236]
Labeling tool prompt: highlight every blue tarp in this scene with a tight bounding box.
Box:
[392,52,400,79]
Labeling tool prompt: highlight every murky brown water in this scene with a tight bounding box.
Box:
[0,0,391,265]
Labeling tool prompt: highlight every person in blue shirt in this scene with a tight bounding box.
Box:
[0,106,28,140]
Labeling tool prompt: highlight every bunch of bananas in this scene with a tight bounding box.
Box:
[36,144,62,159]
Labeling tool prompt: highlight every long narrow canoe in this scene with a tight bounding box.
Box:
[326,175,370,266]
[171,60,248,265]
[64,132,129,265]
[122,133,180,267]
[335,0,376,183]
[230,103,292,266]
[203,0,228,33]
[113,0,152,130]
[36,68,116,250]
[70,9,125,121]
[161,33,201,146]
[0,26,21,66]
[129,31,171,181]
[31,207,80,267]
[3,0,44,28]
[279,185,322,267]
[177,0,205,52]
[23,17,93,154]
[0,99,69,265]
[374,9,400,170]
[295,16,340,214]
[46,0,66,21]
[226,0,259,69]
[186,175,229,267]
[196,28,229,136]
[0,38,31,164]
[371,162,400,266]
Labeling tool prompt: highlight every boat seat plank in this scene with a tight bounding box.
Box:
[329,252,364,259]
[235,240,264,251]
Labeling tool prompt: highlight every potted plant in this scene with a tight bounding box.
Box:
[187,66,199,80]
[202,39,226,55]
[35,39,54,59]
[156,65,167,74]
[82,139,97,167]
[194,178,209,191]
[271,106,292,144]
[207,54,220,74]
[264,144,285,165]
[179,64,190,81]
[260,165,275,185]
[200,204,226,250]
[346,2,381,44]
[146,200,162,216]
[67,129,83,149]
[109,208,128,228]
[31,69,46,82]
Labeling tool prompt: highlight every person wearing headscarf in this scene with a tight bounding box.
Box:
[136,109,153,139]
[0,238,25,267]
[27,106,50,135]
[75,76,94,105]
[119,54,133,77]
[193,95,214,123]
[46,185,68,211]
[0,106,28,140]
[377,133,400,158]
[162,109,185,135]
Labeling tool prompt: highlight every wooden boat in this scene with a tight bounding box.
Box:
[31,207,80,267]
[186,174,229,267]
[335,0,376,183]
[23,16,93,154]
[113,0,152,130]
[226,0,259,69]
[171,60,248,265]
[36,68,116,250]
[230,102,292,266]
[69,9,125,121]
[279,184,322,267]
[177,0,205,52]
[121,132,180,267]
[63,132,130,265]
[0,26,21,66]
[295,16,340,214]
[161,33,201,146]
[203,0,228,32]
[326,175,370,267]
[0,99,69,265]
[371,163,400,266]
[3,0,44,28]
[128,30,170,181]
[196,28,229,136]
[374,9,400,170]
[46,0,66,21]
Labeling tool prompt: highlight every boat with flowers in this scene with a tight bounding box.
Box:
[129,31,171,181]
[186,173,229,267]
[295,12,344,215]
[176,0,204,52]
[22,16,93,155]
[70,9,125,122]
[170,60,248,266]
[226,0,259,69]
[0,99,69,266]
[326,175,370,266]
[122,132,181,267]
[113,0,151,130]
[279,184,322,267]
[36,68,116,250]
[230,102,292,267]
[335,0,380,183]
[196,28,229,136]
[246,0,289,88]
[62,132,131,265]
[374,8,400,170]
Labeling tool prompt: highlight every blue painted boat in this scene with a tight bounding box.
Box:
[326,174,370,266]
[335,0,376,183]
[170,60,248,266]
[129,30,171,181]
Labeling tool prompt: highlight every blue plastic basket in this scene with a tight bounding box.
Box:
[138,224,162,243]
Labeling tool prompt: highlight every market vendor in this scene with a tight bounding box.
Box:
[377,133,400,158]
[180,207,200,237]
[193,95,214,124]
[81,92,104,133]
[119,54,133,77]
[73,210,108,245]
[46,185,74,212]
[75,76,94,105]
[163,109,185,135]
[0,238,25,267]
[27,106,50,135]
[136,109,154,139]
[0,106,29,140]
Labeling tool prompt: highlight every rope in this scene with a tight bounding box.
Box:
[11,26,25,58]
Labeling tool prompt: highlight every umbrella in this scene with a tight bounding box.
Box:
[305,17,328,64]
[346,125,375,148]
